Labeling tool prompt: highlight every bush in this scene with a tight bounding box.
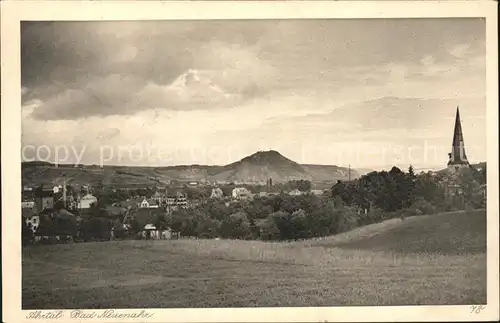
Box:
[406,200,437,216]
[80,217,112,241]
[22,220,34,246]
[257,216,280,240]
[334,206,359,233]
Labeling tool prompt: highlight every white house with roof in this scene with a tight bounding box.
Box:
[140,198,159,209]
[22,201,35,208]
[78,194,98,209]
[288,189,303,196]
[210,188,224,199]
[232,187,253,200]
[23,207,40,233]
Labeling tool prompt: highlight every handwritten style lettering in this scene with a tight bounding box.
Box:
[26,311,63,319]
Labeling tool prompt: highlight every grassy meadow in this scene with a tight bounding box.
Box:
[22,210,487,308]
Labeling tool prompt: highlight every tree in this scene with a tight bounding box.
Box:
[408,165,416,178]
[129,217,141,235]
[270,210,293,240]
[334,205,359,233]
[80,217,112,241]
[331,181,358,206]
[258,215,280,240]
[205,201,233,221]
[285,180,312,192]
[457,167,483,209]
[154,214,168,231]
[413,172,444,204]
[290,209,309,239]
[218,212,251,239]
[407,165,417,205]
[53,199,65,210]
[166,209,188,235]
[297,180,312,192]
[195,217,220,238]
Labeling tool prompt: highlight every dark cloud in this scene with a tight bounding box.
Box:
[21,18,485,121]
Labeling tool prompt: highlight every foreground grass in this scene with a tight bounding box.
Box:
[22,210,486,308]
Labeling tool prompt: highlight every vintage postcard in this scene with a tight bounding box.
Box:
[1,0,499,322]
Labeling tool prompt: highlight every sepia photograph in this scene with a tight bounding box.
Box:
[2,1,499,322]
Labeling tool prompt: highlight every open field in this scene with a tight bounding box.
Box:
[22,210,486,308]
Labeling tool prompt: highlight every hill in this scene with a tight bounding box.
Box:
[21,150,360,187]
[217,150,313,183]
[304,209,486,256]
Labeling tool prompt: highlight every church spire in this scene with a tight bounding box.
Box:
[447,106,469,168]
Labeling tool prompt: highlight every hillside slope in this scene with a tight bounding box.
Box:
[308,210,486,255]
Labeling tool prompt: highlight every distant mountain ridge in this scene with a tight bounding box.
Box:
[21,150,360,187]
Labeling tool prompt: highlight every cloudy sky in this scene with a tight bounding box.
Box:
[21,19,486,170]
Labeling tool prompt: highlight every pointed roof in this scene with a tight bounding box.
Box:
[452,107,464,147]
[448,106,469,166]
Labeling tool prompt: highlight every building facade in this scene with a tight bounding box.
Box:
[232,187,253,200]
[34,185,54,211]
[78,194,98,209]
[210,188,224,199]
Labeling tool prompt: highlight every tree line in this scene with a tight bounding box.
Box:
[23,165,486,245]
[162,166,486,241]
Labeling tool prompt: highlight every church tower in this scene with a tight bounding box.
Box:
[447,106,469,172]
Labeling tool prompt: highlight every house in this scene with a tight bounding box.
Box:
[165,196,175,206]
[22,201,35,208]
[210,188,224,199]
[149,199,160,208]
[288,189,303,196]
[23,206,40,234]
[175,192,188,207]
[129,208,176,240]
[153,191,164,201]
[34,208,78,240]
[232,187,253,200]
[34,185,54,211]
[141,224,173,240]
[164,192,188,210]
[22,186,34,203]
[129,207,165,229]
[139,198,158,208]
[78,194,98,209]
[310,189,324,196]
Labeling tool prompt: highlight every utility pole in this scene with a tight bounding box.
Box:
[63,176,67,209]
[348,164,351,181]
